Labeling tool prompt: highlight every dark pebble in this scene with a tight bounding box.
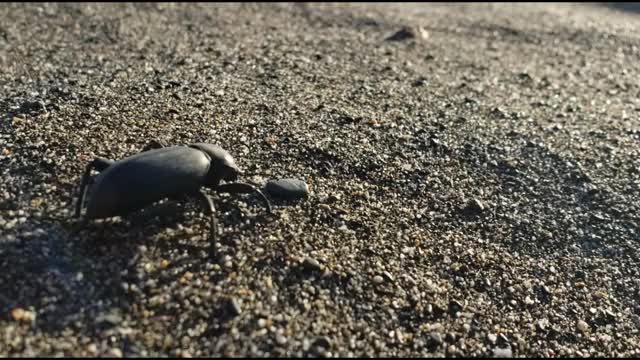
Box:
[448,299,464,315]
[229,298,242,316]
[265,179,309,199]
[428,332,443,348]
[312,336,332,349]
[463,198,485,214]
[302,257,322,272]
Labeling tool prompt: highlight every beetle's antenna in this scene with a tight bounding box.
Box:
[216,182,272,214]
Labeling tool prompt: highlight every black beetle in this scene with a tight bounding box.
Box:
[75,141,272,256]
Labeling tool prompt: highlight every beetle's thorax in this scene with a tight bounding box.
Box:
[189,143,240,187]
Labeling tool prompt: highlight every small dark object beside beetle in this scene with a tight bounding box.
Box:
[75,142,272,257]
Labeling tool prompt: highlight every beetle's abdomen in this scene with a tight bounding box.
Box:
[85,146,210,219]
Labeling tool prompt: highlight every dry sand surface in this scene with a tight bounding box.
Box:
[1,2,639,357]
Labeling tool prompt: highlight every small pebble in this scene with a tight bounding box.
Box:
[577,320,589,333]
[448,299,464,314]
[465,198,485,213]
[109,348,123,358]
[373,275,384,284]
[429,332,443,346]
[4,219,17,230]
[493,347,513,358]
[10,308,36,322]
[229,298,242,316]
[312,336,332,349]
[265,179,309,200]
[302,257,322,272]
[276,334,288,345]
[386,26,429,41]
[536,320,546,331]
[257,318,268,328]
[524,296,534,305]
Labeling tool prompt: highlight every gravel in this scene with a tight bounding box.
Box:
[1,2,640,357]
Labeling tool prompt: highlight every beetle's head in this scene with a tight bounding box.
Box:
[190,143,240,185]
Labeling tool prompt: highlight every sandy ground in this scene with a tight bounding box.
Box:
[1,2,639,357]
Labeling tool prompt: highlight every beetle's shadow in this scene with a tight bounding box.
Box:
[77,182,277,253]
[87,193,275,272]
[0,214,141,335]
[0,190,277,340]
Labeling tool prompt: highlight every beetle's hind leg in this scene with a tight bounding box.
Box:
[193,189,219,259]
[215,182,273,214]
[75,157,114,218]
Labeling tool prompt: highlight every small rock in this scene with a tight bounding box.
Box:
[428,332,443,348]
[524,296,535,305]
[265,179,309,200]
[490,107,508,119]
[109,347,123,358]
[386,26,429,41]
[497,333,509,345]
[4,219,17,230]
[373,275,384,284]
[448,299,464,315]
[536,320,547,332]
[413,76,428,87]
[445,332,457,342]
[464,198,485,214]
[276,334,288,345]
[312,336,332,350]
[10,307,36,322]
[229,298,242,316]
[302,257,322,272]
[576,319,589,333]
[493,347,512,358]
[487,333,497,344]
[593,290,609,300]
[381,271,395,283]
[600,309,616,323]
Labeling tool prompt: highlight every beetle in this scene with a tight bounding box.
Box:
[74,141,272,257]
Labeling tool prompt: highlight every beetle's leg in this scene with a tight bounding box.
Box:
[75,157,114,218]
[215,182,272,214]
[195,189,218,258]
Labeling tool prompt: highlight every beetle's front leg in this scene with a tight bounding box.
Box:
[194,189,219,258]
[216,182,273,214]
[75,157,114,218]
